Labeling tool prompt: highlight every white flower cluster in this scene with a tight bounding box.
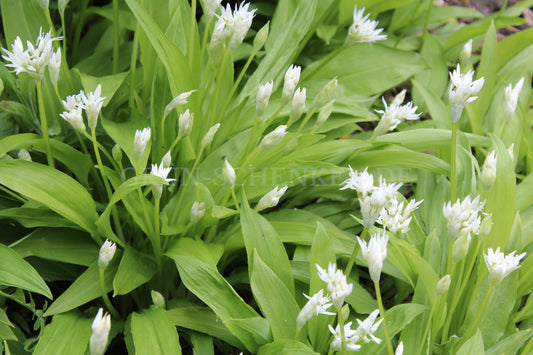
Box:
[504,77,524,122]
[296,289,335,328]
[328,310,383,351]
[256,185,288,211]
[484,247,526,286]
[448,64,484,122]
[358,231,388,283]
[374,90,421,136]
[150,158,175,200]
[211,2,256,51]
[60,84,105,132]
[442,195,485,241]
[316,263,353,310]
[2,28,62,82]
[90,308,111,355]
[346,6,387,44]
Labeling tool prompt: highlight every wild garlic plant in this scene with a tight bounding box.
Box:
[0,1,533,354]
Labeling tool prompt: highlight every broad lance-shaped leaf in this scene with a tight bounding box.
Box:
[166,238,270,353]
[0,160,98,235]
[240,192,294,295]
[33,312,92,355]
[113,246,157,296]
[130,307,182,355]
[0,243,52,298]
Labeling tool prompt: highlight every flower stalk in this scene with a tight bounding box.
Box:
[35,80,54,167]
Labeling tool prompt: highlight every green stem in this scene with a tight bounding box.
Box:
[499,0,509,15]
[501,121,509,139]
[137,188,153,235]
[129,22,141,108]
[375,281,395,355]
[460,284,494,345]
[81,131,121,172]
[345,228,368,278]
[98,268,121,319]
[199,20,213,73]
[170,147,204,223]
[230,186,240,212]
[153,197,162,265]
[113,0,120,74]
[338,308,347,355]
[36,81,54,167]
[219,49,257,117]
[44,9,55,35]
[418,297,437,355]
[72,0,90,61]
[450,121,458,202]
[188,0,197,69]
[60,13,67,55]
[206,49,230,132]
[295,107,317,134]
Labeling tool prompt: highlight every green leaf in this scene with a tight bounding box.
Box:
[33,312,92,355]
[113,246,157,296]
[44,256,120,317]
[166,238,267,353]
[250,250,299,341]
[130,307,182,355]
[75,70,129,107]
[0,0,47,45]
[0,243,51,298]
[257,340,319,355]
[240,193,294,295]
[456,330,484,355]
[485,329,533,355]
[10,228,97,266]
[0,160,98,235]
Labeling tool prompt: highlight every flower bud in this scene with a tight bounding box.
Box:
[396,342,404,355]
[312,78,337,108]
[49,48,61,87]
[256,80,273,117]
[459,39,472,67]
[162,150,172,168]
[317,100,335,126]
[133,127,151,163]
[90,308,111,355]
[223,158,236,187]
[151,290,166,308]
[391,89,406,107]
[283,136,300,155]
[289,87,306,124]
[60,108,86,132]
[281,65,301,106]
[190,201,206,223]
[164,90,196,116]
[112,144,122,163]
[256,186,288,211]
[452,234,471,263]
[481,150,497,192]
[178,109,193,138]
[59,0,70,16]
[98,239,116,269]
[504,77,525,122]
[436,275,451,296]
[201,123,220,150]
[479,213,493,240]
[36,0,48,9]
[18,149,32,162]
[253,22,269,52]
[260,125,287,150]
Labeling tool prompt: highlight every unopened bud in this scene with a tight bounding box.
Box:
[289,87,306,124]
[253,22,269,52]
[18,149,32,161]
[112,144,122,163]
[90,308,111,355]
[190,201,206,223]
[162,150,172,168]
[281,65,301,106]
[223,158,236,187]
[256,186,288,211]
[452,234,471,263]
[436,275,451,296]
[313,78,337,108]
[164,90,195,116]
[459,39,472,67]
[317,100,335,126]
[340,304,350,322]
[98,239,116,269]
[481,150,497,192]
[59,0,70,16]
[178,109,193,138]
[260,125,287,150]
[479,214,493,240]
[133,127,151,163]
[151,290,166,308]
[36,0,48,9]
[256,80,273,117]
[391,89,406,106]
[283,136,300,155]
[201,123,220,150]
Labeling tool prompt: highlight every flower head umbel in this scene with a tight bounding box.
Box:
[60,107,85,132]
[281,65,301,105]
[256,186,288,211]
[178,109,193,139]
[374,95,421,136]
[355,309,383,344]
[201,0,222,23]
[79,84,105,130]
[448,64,485,122]
[340,166,374,195]
[90,308,111,355]
[164,90,196,116]
[98,239,116,269]
[133,127,151,163]
[358,232,388,283]
[296,289,335,328]
[190,201,206,223]
[346,6,387,44]
[481,150,497,192]
[328,322,361,352]
[484,247,526,286]
[260,125,287,150]
[150,162,175,199]
[2,27,62,80]
[504,77,524,122]
[211,2,256,51]
[316,263,353,309]
[378,198,423,236]
[442,195,485,240]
